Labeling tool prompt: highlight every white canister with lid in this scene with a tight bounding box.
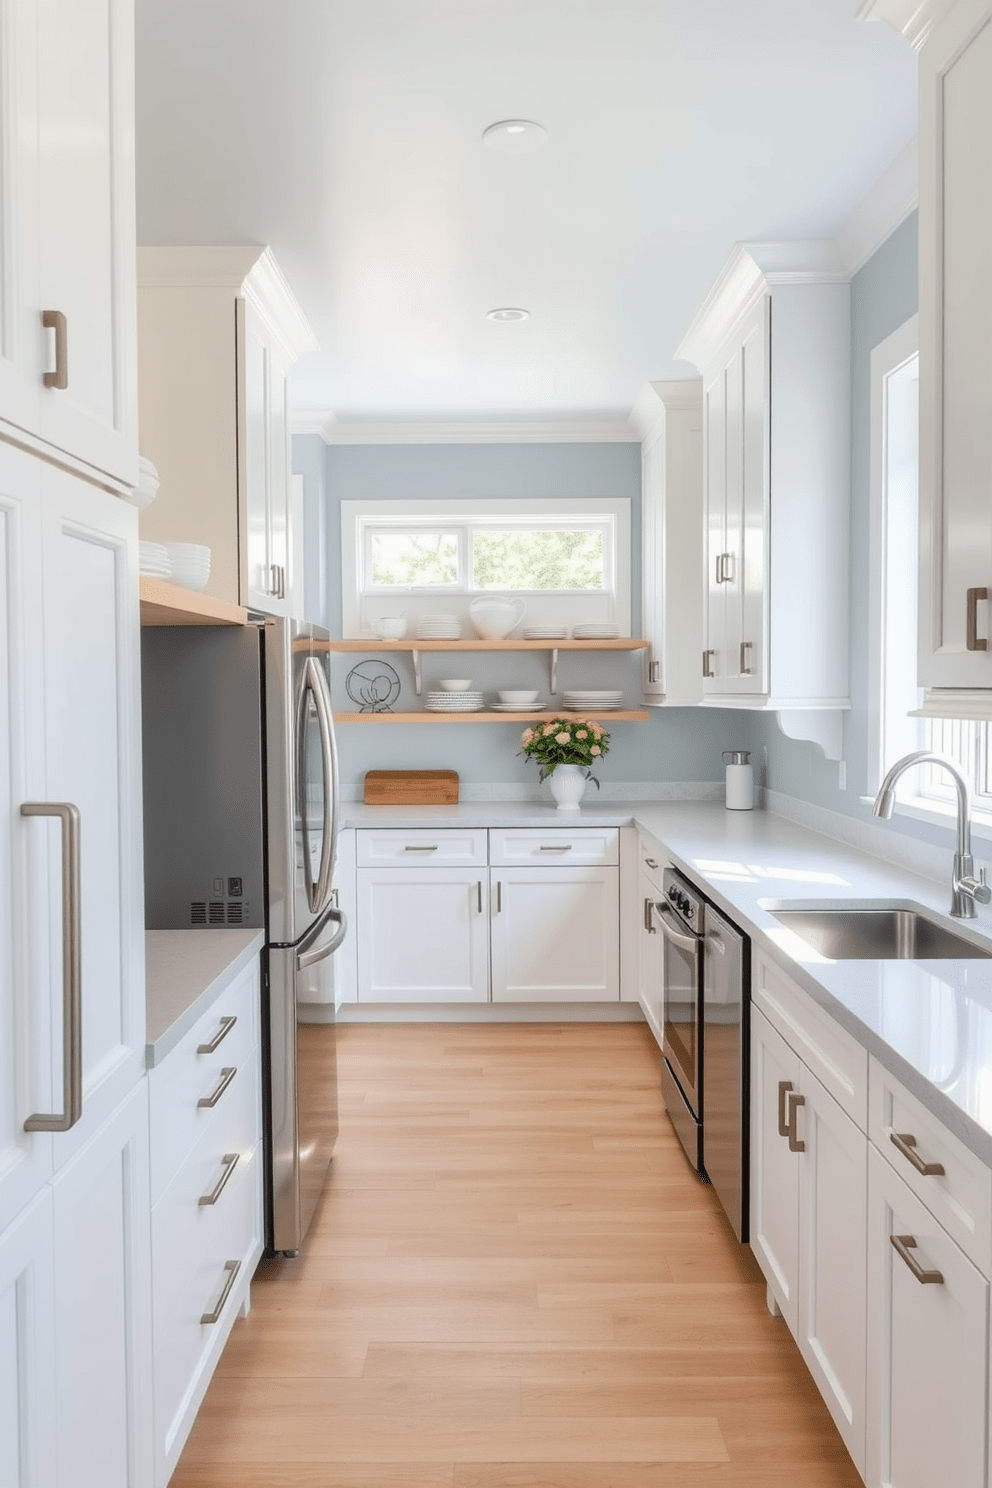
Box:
[723,750,754,811]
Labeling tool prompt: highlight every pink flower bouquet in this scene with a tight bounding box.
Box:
[519,717,611,786]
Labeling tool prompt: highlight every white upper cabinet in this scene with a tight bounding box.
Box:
[0,0,138,490]
[632,380,703,706]
[676,244,851,753]
[136,247,318,617]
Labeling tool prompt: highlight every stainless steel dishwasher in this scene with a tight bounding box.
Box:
[654,867,749,1240]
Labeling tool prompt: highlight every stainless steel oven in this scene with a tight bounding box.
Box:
[653,866,749,1240]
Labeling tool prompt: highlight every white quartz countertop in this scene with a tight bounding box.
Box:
[341,797,992,1163]
[146,928,265,1067]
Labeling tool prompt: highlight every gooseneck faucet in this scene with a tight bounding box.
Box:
[872,751,992,918]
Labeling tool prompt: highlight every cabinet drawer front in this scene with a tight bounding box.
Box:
[753,951,867,1129]
[866,1146,989,1488]
[356,829,487,867]
[148,963,259,1205]
[869,1056,992,1275]
[489,827,619,866]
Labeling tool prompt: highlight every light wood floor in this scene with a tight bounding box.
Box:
[171,1021,864,1488]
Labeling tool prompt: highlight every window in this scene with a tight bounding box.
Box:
[341,498,631,638]
[869,315,992,823]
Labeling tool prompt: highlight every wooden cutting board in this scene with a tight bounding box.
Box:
[364,769,460,805]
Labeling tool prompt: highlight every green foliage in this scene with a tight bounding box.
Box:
[371,533,458,587]
[473,529,603,590]
[519,717,611,784]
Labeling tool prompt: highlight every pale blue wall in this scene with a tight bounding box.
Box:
[292,437,745,790]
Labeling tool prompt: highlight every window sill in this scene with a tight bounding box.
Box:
[859,793,992,845]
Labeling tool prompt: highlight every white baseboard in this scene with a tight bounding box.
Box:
[336,1002,647,1024]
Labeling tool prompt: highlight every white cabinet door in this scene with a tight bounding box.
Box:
[490,866,620,1003]
[357,867,490,1003]
[0,0,41,442]
[918,0,992,691]
[636,862,665,1044]
[866,1145,988,1488]
[34,0,137,486]
[239,297,291,616]
[702,357,727,694]
[750,1005,801,1329]
[797,1066,868,1476]
[0,1191,57,1488]
[51,1080,152,1488]
[40,464,145,1165]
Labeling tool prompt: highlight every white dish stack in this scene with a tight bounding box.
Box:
[523,626,567,640]
[162,543,211,591]
[425,690,484,712]
[571,624,620,640]
[138,541,171,578]
[416,613,462,640]
[562,689,624,712]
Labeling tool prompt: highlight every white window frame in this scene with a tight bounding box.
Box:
[865,313,992,841]
[341,497,631,639]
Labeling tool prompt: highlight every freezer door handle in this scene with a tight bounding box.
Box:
[298,908,347,969]
[298,655,338,915]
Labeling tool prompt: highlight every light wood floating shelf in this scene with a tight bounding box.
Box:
[139,576,248,627]
[336,710,650,723]
[322,638,649,652]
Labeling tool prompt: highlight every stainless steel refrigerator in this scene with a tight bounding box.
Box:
[140,617,345,1255]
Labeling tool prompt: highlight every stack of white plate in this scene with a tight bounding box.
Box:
[492,699,547,712]
[572,624,620,640]
[562,690,625,712]
[523,626,567,640]
[162,542,211,591]
[425,691,484,712]
[416,613,462,640]
[138,541,171,578]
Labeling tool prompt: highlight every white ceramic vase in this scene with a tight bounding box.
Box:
[548,763,586,812]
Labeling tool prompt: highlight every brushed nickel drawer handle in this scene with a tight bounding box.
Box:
[199,1152,240,1206]
[197,1067,237,1109]
[538,844,572,852]
[890,1130,945,1177]
[403,844,438,852]
[967,587,988,651]
[198,1015,237,1054]
[201,1259,241,1324]
[644,858,659,870]
[891,1233,944,1285]
[787,1091,806,1153]
[777,1080,794,1138]
[21,802,82,1132]
[42,310,68,389]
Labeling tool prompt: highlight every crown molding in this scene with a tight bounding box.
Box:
[835,138,918,275]
[289,414,640,445]
[857,0,955,48]
[137,245,318,362]
[627,379,702,440]
[675,241,847,372]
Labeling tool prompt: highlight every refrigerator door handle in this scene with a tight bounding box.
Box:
[299,656,337,915]
[298,908,347,969]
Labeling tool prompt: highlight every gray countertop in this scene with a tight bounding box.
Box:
[145,928,265,1067]
[341,797,992,1164]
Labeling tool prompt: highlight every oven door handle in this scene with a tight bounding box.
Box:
[651,900,702,954]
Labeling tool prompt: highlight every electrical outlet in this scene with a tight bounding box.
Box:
[838,761,847,792]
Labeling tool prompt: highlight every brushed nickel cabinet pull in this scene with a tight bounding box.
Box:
[21,802,82,1132]
[42,310,68,389]
[197,1067,237,1109]
[891,1233,944,1285]
[496,880,502,913]
[740,640,753,675]
[201,1259,241,1324]
[890,1130,945,1177]
[403,844,438,852]
[777,1080,794,1139]
[644,896,656,933]
[787,1091,806,1153]
[269,564,279,597]
[967,588,988,651]
[199,1152,240,1206]
[716,554,725,585]
[198,1015,236,1054]
[702,649,715,678]
[722,552,735,584]
[644,858,659,870]
[476,880,483,913]
[538,844,572,852]
[649,660,660,683]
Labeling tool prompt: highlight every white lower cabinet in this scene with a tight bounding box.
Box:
[866,1145,988,1488]
[147,959,262,1487]
[490,866,620,1003]
[750,1003,867,1473]
[357,866,490,1003]
[635,849,665,1042]
[0,1191,57,1488]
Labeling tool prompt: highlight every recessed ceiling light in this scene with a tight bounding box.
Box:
[482,119,548,154]
[486,307,530,322]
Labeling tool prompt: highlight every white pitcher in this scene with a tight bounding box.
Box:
[468,595,526,640]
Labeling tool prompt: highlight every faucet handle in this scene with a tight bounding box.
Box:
[977,868,992,905]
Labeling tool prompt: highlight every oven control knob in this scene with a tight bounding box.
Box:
[668,886,678,902]
[685,904,694,919]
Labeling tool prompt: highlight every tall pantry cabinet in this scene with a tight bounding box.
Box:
[0,1,152,1485]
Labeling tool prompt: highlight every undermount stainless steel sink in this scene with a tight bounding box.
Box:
[768,904,992,961]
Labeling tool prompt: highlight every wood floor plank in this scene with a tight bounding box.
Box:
[172,1022,867,1488]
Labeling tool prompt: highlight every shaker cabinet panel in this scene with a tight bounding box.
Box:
[750,1005,801,1328]
[357,866,490,1003]
[0,1192,57,1488]
[490,866,620,1004]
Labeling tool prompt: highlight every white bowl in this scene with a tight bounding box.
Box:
[438,679,473,691]
[498,689,539,704]
[162,542,211,562]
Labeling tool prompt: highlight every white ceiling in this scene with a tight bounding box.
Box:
[135,0,918,426]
